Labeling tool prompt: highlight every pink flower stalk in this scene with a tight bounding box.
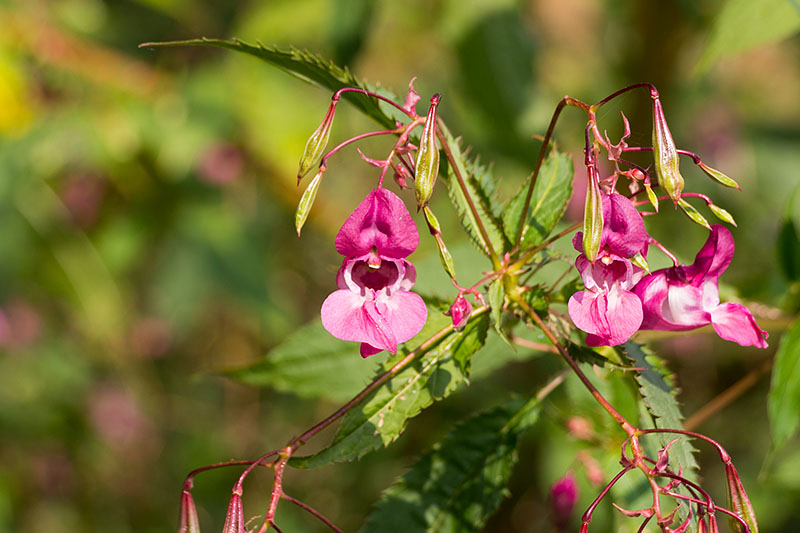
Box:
[633,225,768,348]
[321,188,428,357]
[568,193,649,346]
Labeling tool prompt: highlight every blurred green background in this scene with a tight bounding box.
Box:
[1,0,799,531]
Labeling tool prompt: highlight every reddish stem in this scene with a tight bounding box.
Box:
[282,493,344,533]
[332,87,416,119]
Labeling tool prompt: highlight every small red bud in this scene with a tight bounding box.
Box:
[445,294,472,330]
[550,473,578,529]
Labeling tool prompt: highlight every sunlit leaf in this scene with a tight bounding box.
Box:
[438,123,504,257]
[140,38,403,128]
[623,342,698,476]
[502,149,574,249]
[226,319,377,402]
[361,394,541,532]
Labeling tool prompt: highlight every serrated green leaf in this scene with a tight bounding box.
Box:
[502,149,574,249]
[768,319,800,449]
[438,123,504,257]
[226,319,378,402]
[622,342,698,477]
[361,395,541,533]
[290,311,490,469]
[695,0,800,73]
[140,38,403,128]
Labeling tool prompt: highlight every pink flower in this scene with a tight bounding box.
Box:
[633,225,768,348]
[568,193,648,346]
[321,188,428,357]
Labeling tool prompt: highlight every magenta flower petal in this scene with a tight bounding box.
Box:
[710,303,768,348]
[321,290,398,353]
[601,193,648,257]
[335,188,419,259]
[684,225,734,284]
[568,284,642,346]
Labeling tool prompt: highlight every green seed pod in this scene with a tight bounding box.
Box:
[297,101,337,182]
[726,463,759,533]
[582,167,604,262]
[699,162,741,190]
[295,168,324,236]
[651,96,685,203]
[414,94,441,209]
[709,203,737,226]
[677,198,711,229]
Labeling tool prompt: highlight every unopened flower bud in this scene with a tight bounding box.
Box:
[725,462,759,533]
[550,473,578,529]
[651,96,684,203]
[222,489,245,533]
[179,489,200,533]
[295,167,324,236]
[698,162,740,190]
[297,101,337,182]
[393,165,411,189]
[582,165,603,262]
[446,294,472,330]
[414,94,441,209]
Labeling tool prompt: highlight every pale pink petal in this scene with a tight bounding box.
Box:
[710,303,769,348]
[663,283,708,327]
[379,290,428,345]
[335,188,419,258]
[568,286,643,346]
[321,291,397,353]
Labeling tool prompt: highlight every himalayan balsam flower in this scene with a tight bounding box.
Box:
[321,188,427,357]
[568,193,649,346]
[633,225,768,348]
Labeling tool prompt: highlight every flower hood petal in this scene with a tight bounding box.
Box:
[683,225,734,285]
[335,188,419,258]
[601,193,648,257]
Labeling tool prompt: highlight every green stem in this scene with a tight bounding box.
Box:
[513,97,587,249]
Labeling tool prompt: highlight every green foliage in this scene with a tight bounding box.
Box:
[226,319,377,402]
[769,319,800,449]
[361,394,541,533]
[290,311,490,469]
[502,149,574,249]
[777,217,800,282]
[622,342,699,476]
[142,38,403,128]
[696,0,800,72]
[438,124,505,258]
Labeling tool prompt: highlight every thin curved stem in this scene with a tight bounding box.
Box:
[332,87,415,119]
[282,493,344,533]
[510,293,636,435]
[435,124,501,268]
